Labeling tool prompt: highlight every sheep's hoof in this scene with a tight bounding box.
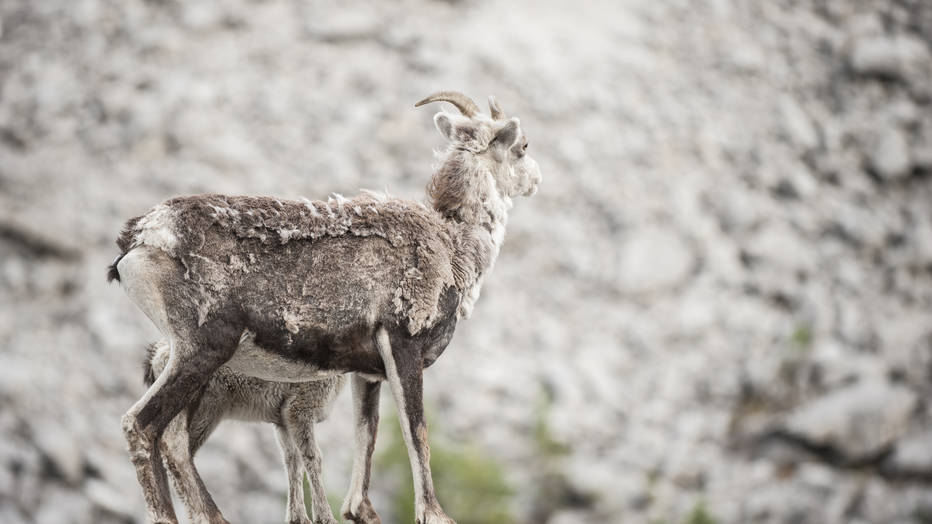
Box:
[342,497,381,524]
[418,505,456,524]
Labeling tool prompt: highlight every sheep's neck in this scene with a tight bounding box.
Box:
[435,169,512,318]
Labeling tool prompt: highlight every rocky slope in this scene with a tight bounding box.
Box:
[1,0,930,523]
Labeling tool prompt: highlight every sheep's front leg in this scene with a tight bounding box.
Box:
[375,328,455,524]
[283,402,338,524]
[160,411,229,524]
[274,424,313,524]
[341,374,382,524]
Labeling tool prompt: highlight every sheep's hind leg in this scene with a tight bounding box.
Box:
[283,400,338,524]
[341,374,382,524]
[275,422,313,524]
[122,323,240,524]
[376,328,455,524]
[161,409,230,524]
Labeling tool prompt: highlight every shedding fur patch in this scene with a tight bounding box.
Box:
[120,193,481,334]
[132,204,179,252]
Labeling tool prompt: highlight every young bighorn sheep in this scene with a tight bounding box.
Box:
[109,90,540,524]
[144,340,347,524]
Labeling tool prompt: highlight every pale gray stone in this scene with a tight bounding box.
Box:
[744,223,816,274]
[886,427,932,473]
[785,381,918,459]
[33,484,93,524]
[617,226,694,294]
[31,422,84,485]
[85,479,137,520]
[869,127,912,181]
[913,143,932,171]
[0,506,29,524]
[849,35,931,81]
[780,96,820,150]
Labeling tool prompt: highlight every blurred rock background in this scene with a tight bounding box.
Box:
[1,0,931,523]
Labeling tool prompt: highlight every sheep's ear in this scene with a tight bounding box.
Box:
[490,118,520,149]
[434,113,456,142]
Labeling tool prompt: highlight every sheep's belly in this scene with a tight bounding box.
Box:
[224,332,335,382]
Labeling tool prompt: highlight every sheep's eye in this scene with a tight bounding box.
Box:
[523,142,529,151]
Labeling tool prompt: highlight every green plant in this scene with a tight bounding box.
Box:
[533,393,570,458]
[298,474,344,521]
[790,324,813,351]
[375,407,516,524]
[526,387,596,522]
[684,500,719,524]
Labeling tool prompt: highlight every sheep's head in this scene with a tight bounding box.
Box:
[417,91,541,222]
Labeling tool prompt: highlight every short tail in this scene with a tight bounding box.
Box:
[142,342,158,386]
[108,214,142,283]
[106,252,125,283]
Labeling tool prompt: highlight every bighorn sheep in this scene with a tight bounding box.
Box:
[109,91,541,524]
[144,340,347,524]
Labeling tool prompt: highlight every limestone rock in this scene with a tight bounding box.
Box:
[869,127,912,181]
[744,223,816,274]
[885,427,932,474]
[780,96,820,150]
[784,381,918,460]
[85,479,136,520]
[31,422,84,485]
[849,34,931,82]
[617,226,695,294]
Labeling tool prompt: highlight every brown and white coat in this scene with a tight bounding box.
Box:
[109,91,540,524]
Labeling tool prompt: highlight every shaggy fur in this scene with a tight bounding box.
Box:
[146,340,347,524]
[145,340,343,433]
[117,193,475,335]
[111,92,541,524]
[143,342,158,386]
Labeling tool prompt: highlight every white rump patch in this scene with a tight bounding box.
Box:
[134,204,179,251]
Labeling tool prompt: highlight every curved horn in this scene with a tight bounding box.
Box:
[414,91,480,118]
[488,95,506,120]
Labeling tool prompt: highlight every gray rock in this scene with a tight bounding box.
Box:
[885,427,932,474]
[0,506,29,524]
[180,4,224,31]
[784,381,918,460]
[780,96,820,150]
[303,10,382,43]
[913,143,932,171]
[616,225,694,294]
[85,479,136,520]
[744,223,816,274]
[809,342,886,389]
[878,312,932,387]
[31,422,84,485]
[885,99,921,126]
[869,127,912,181]
[33,484,93,524]
[235,491,290,524]
[849,35,931,81]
